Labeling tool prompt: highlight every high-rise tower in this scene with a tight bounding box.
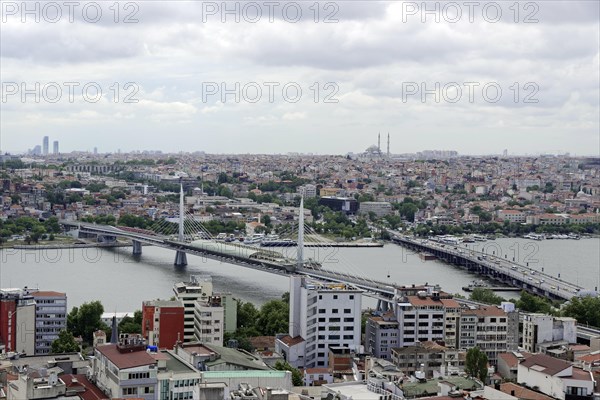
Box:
[42,136,49,155]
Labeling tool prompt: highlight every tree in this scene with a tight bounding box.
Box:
[465,347,488,382]
[67,301,107,343]
[119,310,143,334]
[562,296,600,328]
[274,361,303,386]
[255,300,288,335]
[51,330,80,353]
[469,288,505,305]
[237,301,260,331]
[515,291,553,314]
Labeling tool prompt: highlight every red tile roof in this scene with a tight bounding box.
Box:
[520,353,571,376]
[278,335,304,346]
[96,345,156,370]
[499,383,555,400]
[61,374,108,400]
[31,291,66,297]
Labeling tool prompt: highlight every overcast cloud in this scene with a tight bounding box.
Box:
[1,0,598,155]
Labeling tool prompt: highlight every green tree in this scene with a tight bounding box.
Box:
[274,361,303,386]
[255,300,288,335]
[465,347,488,382]
[119,310,143,334]
[237,301,260,331]
[51,330,80,353]
[67,301,107,343]
[562,296,600,328]
[515,291,553,314]
[469,288,506,305]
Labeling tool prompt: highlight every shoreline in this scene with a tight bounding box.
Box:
[7,243,133,250]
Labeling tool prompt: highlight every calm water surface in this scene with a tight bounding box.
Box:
[1,238,598,312]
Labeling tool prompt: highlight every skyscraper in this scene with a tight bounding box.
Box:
[53,141,59,154]
[42,136,49,155]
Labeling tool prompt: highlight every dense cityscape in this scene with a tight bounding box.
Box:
[0,141,599,400]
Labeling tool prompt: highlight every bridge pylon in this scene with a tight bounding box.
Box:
[174,250,187,266]
[132,240,142,255]
[174,180,188,267]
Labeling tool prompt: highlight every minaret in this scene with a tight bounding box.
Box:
[387,132,390,158]
[110,315,118,344]
[378,132,381,154]
[297,196,304,268]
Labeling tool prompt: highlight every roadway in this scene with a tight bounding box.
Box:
[63,221,397,302]
[392,235,586,301]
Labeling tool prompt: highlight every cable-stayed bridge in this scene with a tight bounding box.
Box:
[60,186,396,302]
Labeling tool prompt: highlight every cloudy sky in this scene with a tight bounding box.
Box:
[1,1,598,155]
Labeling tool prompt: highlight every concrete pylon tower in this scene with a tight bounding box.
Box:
[174,180,188,266]
[178,182,185,241]
[378,132,381,153]
[297,196,304,268]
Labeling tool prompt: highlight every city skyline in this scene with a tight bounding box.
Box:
[1,2,598,156]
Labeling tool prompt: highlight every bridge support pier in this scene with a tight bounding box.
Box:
[132,240,142,255]
[174,251,187,267]
[376,299,391,313]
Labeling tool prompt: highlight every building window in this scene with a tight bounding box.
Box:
[349,295,354,299]
[319,309,326,313]
[331,309,339,314]
[333,295,338,299]
[344,309,351,313]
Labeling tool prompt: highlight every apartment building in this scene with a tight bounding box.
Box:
[365,288,462,360]
[459,305,519,365]
[173,275,213,342]
[522,314,577,353]
[391,341,466,378]
[142,300,185,349]
[93,334,158,399]
[1,288,67,356]
[497,210,527,223]
[276,276,362,369]
[365,311,399,360]
[396,291,461,348]
[359,201,393,217]
[194,296,225,346]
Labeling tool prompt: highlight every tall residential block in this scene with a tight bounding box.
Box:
[276,276,362,369]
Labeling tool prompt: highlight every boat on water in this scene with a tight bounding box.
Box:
[261,238,296,247]
[419,252,436,261]
[462,280,489,291]
[244,233,265,244]
[472,234,488,242]
[467,279,488,288]
[524,233,545,240]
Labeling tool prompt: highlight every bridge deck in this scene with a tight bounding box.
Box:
[392,235,586,301]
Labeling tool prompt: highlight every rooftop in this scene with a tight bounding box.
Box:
[402,376,482,397]
[96,344,156,370]
[520,353,571,376]
[499,382,555,400]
